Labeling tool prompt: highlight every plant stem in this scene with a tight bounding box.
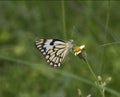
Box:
[84,56,106,97]
[105,0,110,39]
[61,0,67,39]
[84,56,98,81]
[101,1,110,97]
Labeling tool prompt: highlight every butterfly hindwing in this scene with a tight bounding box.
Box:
[35,39,47,56]
[46,43,68,67]
[35,39,73,67]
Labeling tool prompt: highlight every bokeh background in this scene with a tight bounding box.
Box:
[0,1,120,97]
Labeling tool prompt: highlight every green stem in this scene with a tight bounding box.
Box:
[101,1,110,96]
[100,88,105,97]
[61,0,67,39]
[100,0,110,78]
[105,0,110,41]
[84,56,106,97]
[84,57,98,81]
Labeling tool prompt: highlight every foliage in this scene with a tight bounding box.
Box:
[0,1,120,97]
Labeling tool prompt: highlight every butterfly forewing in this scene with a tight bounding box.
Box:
[35,39,73,67]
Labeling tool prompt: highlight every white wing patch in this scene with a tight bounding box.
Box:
[35,39,73,67]
[43,39,53,52]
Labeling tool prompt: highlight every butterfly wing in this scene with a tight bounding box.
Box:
[35,39,72,67]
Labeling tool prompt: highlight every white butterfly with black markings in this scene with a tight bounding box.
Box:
[35,39,73,67]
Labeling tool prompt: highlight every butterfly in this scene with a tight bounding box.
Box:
[35,39,73,67]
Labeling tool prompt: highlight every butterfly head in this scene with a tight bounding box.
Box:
[74,45,85,56]
[67,39,73,49]
[69,39,73,43]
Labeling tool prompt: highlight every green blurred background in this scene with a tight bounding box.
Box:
[0,1,120,97]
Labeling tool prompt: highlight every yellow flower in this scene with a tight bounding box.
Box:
[74,45,85,56]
